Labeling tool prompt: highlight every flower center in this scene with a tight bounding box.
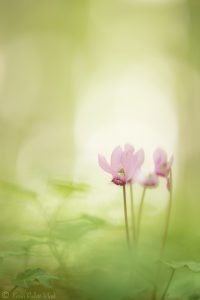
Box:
[161,163,167,172]
[118,168,125,177]
[148,174,153,180]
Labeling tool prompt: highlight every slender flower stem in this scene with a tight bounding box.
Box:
[160,169,173,257]
[160,269,175,300]
[122,185,131,249]
[151,170,173,300]
[137,187,146,244]
[130,183,136,245]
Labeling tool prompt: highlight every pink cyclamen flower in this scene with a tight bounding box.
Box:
[138,172,159,188]
[98,144,144,186]
[153,148,173,178]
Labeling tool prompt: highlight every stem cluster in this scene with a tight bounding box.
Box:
[151,170,174,300]
[121,171,174,300]
[122,184,147,250]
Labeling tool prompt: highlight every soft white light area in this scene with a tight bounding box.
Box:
[16,123,71,190]
[74,59,178,218]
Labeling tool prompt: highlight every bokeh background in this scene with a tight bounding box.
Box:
[0,0,200,299]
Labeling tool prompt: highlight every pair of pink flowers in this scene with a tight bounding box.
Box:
[98,144,173,190]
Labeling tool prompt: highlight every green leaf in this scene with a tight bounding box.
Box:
[25,229,50,239]
[48,180,89,197]
[0,180,37,200]
[52,214,108,241]
[13,268,58,289]
[0,250,27,259]
[80,214,108,226]
[7,239,48,251]
[186,262,200,272]
[162,260,200,272]
[168,275,200,299]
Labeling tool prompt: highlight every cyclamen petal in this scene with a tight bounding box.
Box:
[98,154,114,175]
[125,149,145,182]
[153,148,167,166]
[137,171,158,188]
[111,146,123,172]
[138,149,145,161]
[98,144,145,186]
[134,149,145,167]
[124,144,134,153]
[132,167,142,182]
[121,151,134,182]
[143,174,159,188]
[153,148,173,178]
